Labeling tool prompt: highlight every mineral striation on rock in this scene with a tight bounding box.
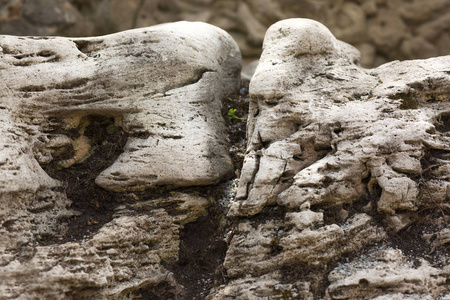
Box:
[215,18,450,299]
[0,21,240,298]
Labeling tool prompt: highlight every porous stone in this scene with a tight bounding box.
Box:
[0,210,180,299]
[208,273,314,300]
[0,21,240,298]
[216,18,450,299]
[326,248,449,299]
[130,192,210,227]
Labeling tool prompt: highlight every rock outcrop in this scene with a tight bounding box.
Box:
[0,21,240,298]
[1,16,450,300]
[213,18,450,299]
[1,0,449,67]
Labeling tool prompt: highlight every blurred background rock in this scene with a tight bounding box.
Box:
[0,0,449,68]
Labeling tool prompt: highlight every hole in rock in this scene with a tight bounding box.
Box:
[72,39,104,56]
[281,263,330,298]
[435,114,450,133]
[292,154,303,161]
[37,50,53,57]
[358,278,369,286]
[73,39,90,54]
[40,114,130,244]
[333,128,343,135]
[388,215,448,267]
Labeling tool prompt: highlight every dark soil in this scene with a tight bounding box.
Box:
[167,200,229,299]
[281,263,331,299]
[221,81,250,173]
[39,114,131,244]
[136,282,179,300]
[34,77,449,298]
[386,147,450,265]
[435,114,450,133]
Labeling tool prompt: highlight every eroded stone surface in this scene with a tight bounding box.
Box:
[2,0,449,67]
[326,248,449,299]
[1,16,450,299]
[0,210,180,299]
[0,21,240,298]
[216,18,450,299]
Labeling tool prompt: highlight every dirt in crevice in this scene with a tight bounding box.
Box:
[133,282,179,300]
[39,115,131,244]
[384,147,450,265]
[221,80,250,174]
[435,114,450,133]
[165,199,229,300]
[281,263,331,299]
[245,205,287,225]
[160,81,249,299]
[344,154,449,267]
[385,201,449,267]
[36,82,250,299]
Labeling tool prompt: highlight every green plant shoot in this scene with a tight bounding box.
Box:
[228,108,246,122]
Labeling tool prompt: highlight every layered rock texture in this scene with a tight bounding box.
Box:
[1,16,450,300]
[0,21,240,298]
[212,18,450,300]
[1,0,450,67]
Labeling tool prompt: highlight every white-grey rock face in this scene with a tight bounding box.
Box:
[0,210,180,299]
[0,21,240,298]
[1,17,450,300]
[1,21,239,194]
[214,18,450,299]
[326,248,449,300]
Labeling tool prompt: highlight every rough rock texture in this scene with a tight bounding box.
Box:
[213,19,450,299]
[1,15,450,299]
[0,210,180,299]
[0,21,240,298]
[326,248,449,299]
[1,0,450,67]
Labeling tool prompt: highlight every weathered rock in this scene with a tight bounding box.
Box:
[208,273,315,300]
[130,192,210,227]
[1,13,450,299]
[1,0,450,67]
[0,21,240,298]
[0,210,180,299]
[216,18,450,299]
[326,248,449,299]
[0,20,239,192]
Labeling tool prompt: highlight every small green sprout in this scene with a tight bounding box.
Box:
[228,108,246,122]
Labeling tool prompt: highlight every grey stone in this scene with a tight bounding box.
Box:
[0,21,241,298]
[214,18,450,299]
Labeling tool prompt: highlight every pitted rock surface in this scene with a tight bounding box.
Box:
[0,21,240,298]
[214,18,450,299]
[1,17,450,300]
[0,210,180,299]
